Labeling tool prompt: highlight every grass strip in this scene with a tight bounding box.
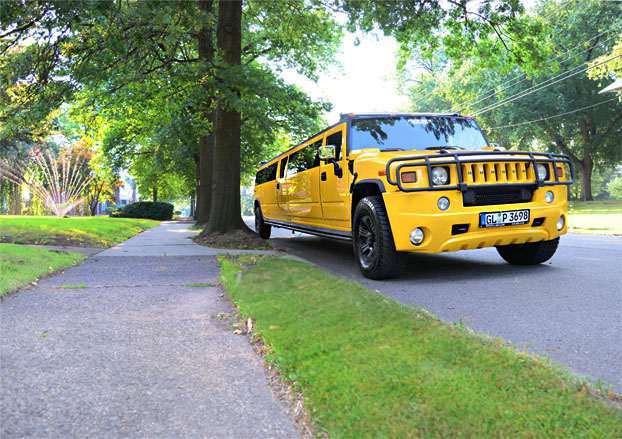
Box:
[219,255,622,437]
[0,216,158,247]
[0,244,85,296]
[569,201,622,235]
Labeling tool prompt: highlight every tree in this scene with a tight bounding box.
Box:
[400,0,622,200]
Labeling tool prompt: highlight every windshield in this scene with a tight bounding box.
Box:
[350,116,489,151]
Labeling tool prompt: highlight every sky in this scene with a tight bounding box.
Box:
[280,30,412,125]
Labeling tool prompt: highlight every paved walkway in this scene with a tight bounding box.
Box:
[1,222,297,438]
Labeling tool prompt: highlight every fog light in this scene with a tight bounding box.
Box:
[556,215,565,231]
[437,196,450,211]
[545,191,554,203]
[410,227,424,245]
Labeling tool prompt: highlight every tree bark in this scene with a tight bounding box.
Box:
[152,183,158,202]
[206,0,244,233]
[10,182,21,215]
[580,156,593,201]
[195,0,215,224]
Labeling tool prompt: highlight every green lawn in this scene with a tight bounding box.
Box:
[568,200,622,235]
[0,244,85,296]
[220,255,622,437]
[0,215,159,247]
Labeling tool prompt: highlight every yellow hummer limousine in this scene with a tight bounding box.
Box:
[254,113,573,279]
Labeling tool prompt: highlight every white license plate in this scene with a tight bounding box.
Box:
[479,209,530,227]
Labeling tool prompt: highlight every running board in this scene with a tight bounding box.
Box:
[264,220,352,241]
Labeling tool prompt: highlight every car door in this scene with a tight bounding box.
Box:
[275,156,289,220]
[286,141,322,224]
[255,162,278,220]
[319,126,350,229]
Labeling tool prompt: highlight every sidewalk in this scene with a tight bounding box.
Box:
[0,222,297,438]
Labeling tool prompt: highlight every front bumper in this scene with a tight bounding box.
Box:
[383,186,568,253]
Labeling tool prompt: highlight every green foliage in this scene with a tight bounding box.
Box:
[402,0,622,200]
[220,255,622,436]
[608,176,622,199]
[1,0,340,206]
[111,201,174,221]
[0,244,84,296]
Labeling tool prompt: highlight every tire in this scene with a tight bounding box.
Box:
[496,237,559,265]
[254,206,271,239]
[353,196,400,279]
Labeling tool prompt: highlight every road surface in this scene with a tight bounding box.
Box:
[246,217,622,391]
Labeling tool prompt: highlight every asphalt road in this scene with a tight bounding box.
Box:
[246,218,622,391]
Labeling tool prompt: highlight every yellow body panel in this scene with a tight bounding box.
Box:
[255,123,571,254]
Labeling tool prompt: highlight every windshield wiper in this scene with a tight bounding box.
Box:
[379,147,405,152]
[425,146,465,150]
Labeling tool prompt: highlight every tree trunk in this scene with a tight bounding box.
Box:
[10,182,21,215]
[206,0,244,233]
[193,156,200,219]
[195,0,215,224]
[152,183,158,202]
[580,156,593,201]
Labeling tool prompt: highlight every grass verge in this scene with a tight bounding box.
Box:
[569,201,622,235]
[219,255,622,437]
[0,243,84,297]
[0,215,159,247]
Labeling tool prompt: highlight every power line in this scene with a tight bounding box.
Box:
[459,29,617,111]
[473,54,621,116]
[488,97,618,130]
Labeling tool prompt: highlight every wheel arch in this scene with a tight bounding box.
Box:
[352,179,386,214]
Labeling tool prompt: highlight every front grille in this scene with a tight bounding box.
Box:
[462,185,533,207]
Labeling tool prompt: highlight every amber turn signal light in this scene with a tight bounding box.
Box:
[401,172,417,183]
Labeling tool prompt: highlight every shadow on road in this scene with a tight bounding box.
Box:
[271,235,557,284]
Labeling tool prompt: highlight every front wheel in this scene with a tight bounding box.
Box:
[353,196,400,280]
[254,206,271,239]
[496,238,559,265]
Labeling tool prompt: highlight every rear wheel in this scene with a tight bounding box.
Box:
[353,196,400,279]
[496,238,559,265]
[254,206,271,239]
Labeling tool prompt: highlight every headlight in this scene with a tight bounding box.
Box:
[437,196,450,211]
[536,163,548,181]
[431,167,449,185]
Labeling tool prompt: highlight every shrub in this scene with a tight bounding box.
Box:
[608,176,622,199]
[110,201,173,220]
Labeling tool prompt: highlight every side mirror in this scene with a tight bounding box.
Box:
[319,145,336,161]
[490,142,505,151]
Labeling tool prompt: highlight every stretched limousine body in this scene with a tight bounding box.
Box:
[254,113,573,279]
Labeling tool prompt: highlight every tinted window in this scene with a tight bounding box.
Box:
[350,116,488,151]
[279,157,288,178]
[286,142,320,177]
[325,131,343,160]
[255,162,277,185]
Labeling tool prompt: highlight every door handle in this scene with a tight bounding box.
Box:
[321,172,327,181]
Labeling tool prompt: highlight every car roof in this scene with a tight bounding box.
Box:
[339,112,466,121]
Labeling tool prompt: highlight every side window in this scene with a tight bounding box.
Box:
[255,163,277,185]
[306,140,322,168]
[279,157,288,179]
[286,141,321,177]
[287,150,306,177]
[325,130,343,160]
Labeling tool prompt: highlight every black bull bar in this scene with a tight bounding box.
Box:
[384,150,574,193]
